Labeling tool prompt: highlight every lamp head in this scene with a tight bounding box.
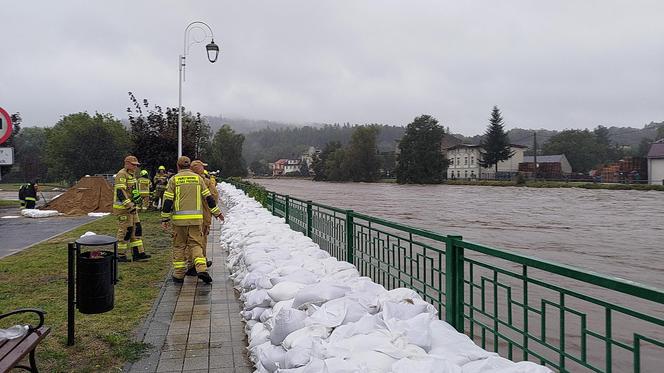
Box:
[206,39,220,63]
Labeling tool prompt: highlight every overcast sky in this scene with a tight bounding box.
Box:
[1,1,663,135]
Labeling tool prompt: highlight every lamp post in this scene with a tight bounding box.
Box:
[178,21,220,157]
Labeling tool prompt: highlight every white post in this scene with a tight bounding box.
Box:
[178,55,184,158]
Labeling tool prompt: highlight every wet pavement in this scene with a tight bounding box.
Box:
[127,220,251,373]
[0,206,99,259]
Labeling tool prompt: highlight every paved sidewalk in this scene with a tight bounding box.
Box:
[128,220,252,373]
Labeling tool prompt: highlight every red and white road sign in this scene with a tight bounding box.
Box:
[0,107,13,145]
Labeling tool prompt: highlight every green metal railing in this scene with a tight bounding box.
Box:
[228,180,664,373]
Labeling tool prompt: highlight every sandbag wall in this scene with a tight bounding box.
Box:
[218,182,551,373]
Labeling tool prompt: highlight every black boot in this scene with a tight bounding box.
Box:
[197,271,212,284]
[185,266,197,276]
[206,260,213,267]
[172,276,184,284]
[132,248,149,261]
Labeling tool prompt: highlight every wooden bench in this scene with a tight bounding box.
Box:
[0,309,50,373]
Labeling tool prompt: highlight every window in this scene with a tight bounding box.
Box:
[465,170,468,179]
[464,157,468,165]
[457,170,460,178]
[457,157,460,166]
[471,156,474,165]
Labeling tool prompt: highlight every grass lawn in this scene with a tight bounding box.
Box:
[0,182,68,191]
[0,211,172,372]
[0,199,21,207]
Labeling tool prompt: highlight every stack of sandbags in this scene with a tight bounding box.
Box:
[219,182,552,373]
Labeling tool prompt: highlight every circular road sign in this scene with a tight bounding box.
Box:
[0,107,12,145]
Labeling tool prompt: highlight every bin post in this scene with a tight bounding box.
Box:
[345,210,354,264]
[306,201,313,238]
[445,234,464,332]
[67,242,76,346]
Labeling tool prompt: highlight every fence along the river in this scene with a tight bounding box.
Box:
[227,180,664,373]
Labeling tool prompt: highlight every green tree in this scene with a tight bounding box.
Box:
[14,127,49,182]
[479,106,513,174]
[656,124,664,141]
[324,147,349,181]
[249,159,269,176]
[46,112,130,182]
[395,115,447,184]
[345,125,381,182]
[209,125,247,178]
[542,130,602,172]
[312,141,342,181]
[127,92,211,173]
[0,113,22,178]
[634,137,653,157]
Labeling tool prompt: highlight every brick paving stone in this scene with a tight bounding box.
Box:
[126,220,253,372]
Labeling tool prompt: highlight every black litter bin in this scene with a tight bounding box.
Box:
[74,235,118,314]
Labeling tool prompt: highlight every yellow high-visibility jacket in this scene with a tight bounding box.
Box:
[201,176,220,226]
[113,168,136,215]
[137,177,151,196]
[161,169,221,226]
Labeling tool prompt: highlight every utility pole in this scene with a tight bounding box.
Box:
[533,131,538,179]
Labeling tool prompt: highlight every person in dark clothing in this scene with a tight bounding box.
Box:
[24,182,39,209]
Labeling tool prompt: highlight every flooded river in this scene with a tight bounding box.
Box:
[252,179,664,289]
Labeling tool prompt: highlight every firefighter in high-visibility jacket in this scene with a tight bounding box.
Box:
[113,156,151,262]
[153,165,168,208]
[191,160,219,267]
[161,156,223,283]
[137,170,152,211]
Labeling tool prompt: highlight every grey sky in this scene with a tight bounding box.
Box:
[1,1,663,135]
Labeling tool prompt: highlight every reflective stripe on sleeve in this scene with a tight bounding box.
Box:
[172,261,187,269]
[194,257,207,266]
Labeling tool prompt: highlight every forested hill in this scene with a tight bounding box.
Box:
[218,115,662,163]
[242,124,406,163]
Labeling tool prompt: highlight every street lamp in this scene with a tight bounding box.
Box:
[178,21,219,157]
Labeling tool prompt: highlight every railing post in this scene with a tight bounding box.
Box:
[284,195,290,224]
[270,192,275,215]
[345,210,354,264]
[306,200,313,238]
[445,234,464,333]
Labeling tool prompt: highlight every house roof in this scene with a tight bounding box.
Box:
[523,155,566,163]
[647,141,664,159]
[441,135,463,149]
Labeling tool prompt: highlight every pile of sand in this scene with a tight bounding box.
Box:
[44,176,113,215]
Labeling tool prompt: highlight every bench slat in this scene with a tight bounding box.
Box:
[0,326,50,371]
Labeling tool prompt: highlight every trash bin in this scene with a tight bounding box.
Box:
[74,235,118,314]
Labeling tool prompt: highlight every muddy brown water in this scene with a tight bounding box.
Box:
[251,179,664,371]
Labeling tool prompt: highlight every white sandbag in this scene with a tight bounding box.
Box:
[249,323,270,349]
[381,300,436,320]
[392,356,462,373]
[270,269,319,285]
[245,289,273,310]
[256,341,287,373]
[242,307,268,321]
[428,320,497,365]
[282,325,332,350]
[268,281,307,302]
[328,314,386,343]
[284,346,312,369]
[292,283,350,309]
[461,356,553,373]
[270,308,308,345]
[383,312,435,351]
[21,209,60,218]
[87,212,110,217]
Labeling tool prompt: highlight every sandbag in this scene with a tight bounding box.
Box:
[270,308,308,345]
[268,281,307,302]
[292,283,350,309]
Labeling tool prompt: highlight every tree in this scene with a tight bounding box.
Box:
[656,124,664,141]
[542,130,603,173]
[14,127,49,182]
[249,159,269,176]
[46,112,131,182]
[127,92,212,173]
[479,106,513,174]
[299,161,310,177]
[0,113,22,178]
[312,141,342,181]
[209,125,247,178]
[395,115,447,184]
[345,125,381,182]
